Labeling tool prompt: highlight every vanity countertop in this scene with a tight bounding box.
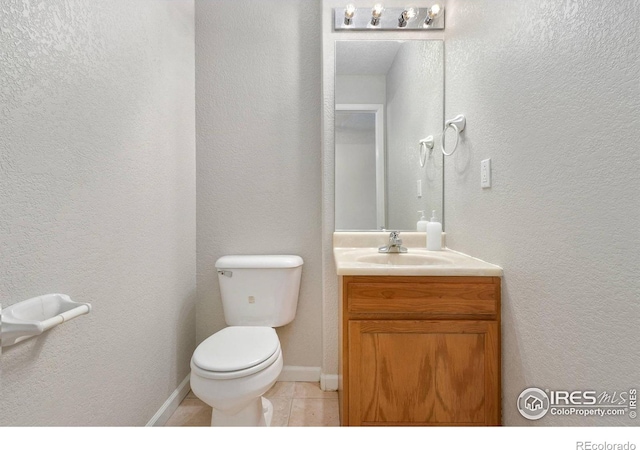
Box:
[333,232,503,277]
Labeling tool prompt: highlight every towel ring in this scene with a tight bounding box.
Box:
[441,115,466,156]
[418,136,434,167]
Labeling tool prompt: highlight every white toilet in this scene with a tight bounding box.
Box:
[190,254,303,426]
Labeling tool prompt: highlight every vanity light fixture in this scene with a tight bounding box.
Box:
[344,4,356,25]
[333,4,443,30]
[370,3,384,26]
[424,3,441,26]
[398,6,419,28]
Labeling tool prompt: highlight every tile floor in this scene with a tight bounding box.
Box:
[165,382,340,427]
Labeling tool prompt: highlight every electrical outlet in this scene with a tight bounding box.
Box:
[481,159,491,188]
[417,180,422,198]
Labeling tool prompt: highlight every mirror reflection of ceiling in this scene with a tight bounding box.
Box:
[336,41,403,75]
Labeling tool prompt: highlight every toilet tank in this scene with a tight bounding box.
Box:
[215,255,303,327]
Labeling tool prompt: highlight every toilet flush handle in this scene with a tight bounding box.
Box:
[217,270,233,278]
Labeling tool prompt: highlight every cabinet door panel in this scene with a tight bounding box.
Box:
[433,333,485,423]
[348,320,499,426]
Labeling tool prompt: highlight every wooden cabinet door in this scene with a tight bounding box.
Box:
[348,320,500,426]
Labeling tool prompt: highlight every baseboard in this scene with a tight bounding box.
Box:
[320,373,338,391]
[277,365,321,382]
[146,374,191,427]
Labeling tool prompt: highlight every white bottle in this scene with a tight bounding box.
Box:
[416,211,428,232]
[426,210,442,251]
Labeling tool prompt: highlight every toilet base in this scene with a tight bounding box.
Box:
[211,396,273,427]
[263,397,274,426]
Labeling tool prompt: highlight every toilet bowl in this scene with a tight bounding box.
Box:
[190,326,283,426]
[189,255,303,427]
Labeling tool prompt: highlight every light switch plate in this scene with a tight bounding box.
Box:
[481,159,491,188]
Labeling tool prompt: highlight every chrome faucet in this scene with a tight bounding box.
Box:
[378,231,408,253]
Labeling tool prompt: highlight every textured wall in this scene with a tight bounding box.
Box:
[0,1,196,425]
[444,0,640,425]
[386,41,443,231]
[195,0,323,368]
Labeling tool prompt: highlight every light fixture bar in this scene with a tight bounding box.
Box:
[333,5,444,30]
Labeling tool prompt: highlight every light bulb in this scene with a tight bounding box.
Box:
[372,4,384,18]
[345,4,356,19]
[344,4,356,25]
[425,3,442,25]
[371,3,384,27]
[404,5,419,20]
[370,3,384,26]
[398,5,419,27]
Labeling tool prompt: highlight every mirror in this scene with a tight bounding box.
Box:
[334,40,444,231]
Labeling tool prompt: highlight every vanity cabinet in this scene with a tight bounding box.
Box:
[339,276,501,426]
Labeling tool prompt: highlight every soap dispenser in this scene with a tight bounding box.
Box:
[416,211,428,232]
[426,210,442,251]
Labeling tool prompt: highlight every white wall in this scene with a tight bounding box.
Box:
[0,1,196,425]
[444,0,640,425]
[195,0,323,370]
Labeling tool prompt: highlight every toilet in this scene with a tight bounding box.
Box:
[190,254,303,426]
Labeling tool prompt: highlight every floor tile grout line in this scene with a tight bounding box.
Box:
[286,382,296,426]
[286,397,294,426]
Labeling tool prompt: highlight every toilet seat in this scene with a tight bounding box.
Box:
[191,326,281,380]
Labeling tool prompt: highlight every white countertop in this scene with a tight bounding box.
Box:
[333,232,503,277]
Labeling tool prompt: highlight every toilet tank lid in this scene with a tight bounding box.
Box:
[215,255,303,269]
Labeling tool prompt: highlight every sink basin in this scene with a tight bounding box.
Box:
[356,253,453,266]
